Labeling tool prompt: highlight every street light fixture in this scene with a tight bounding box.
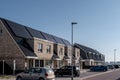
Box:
[71,22,77,80]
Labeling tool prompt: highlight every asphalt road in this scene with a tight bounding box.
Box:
[56,71,106,80]
[83,69,120,80]
[0,69,119,80]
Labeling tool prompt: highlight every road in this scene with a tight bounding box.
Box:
[0,69,120,80]
[83,69,120,80]
[56,70,108,80]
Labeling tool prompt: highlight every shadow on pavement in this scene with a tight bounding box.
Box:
[116,78,120,80]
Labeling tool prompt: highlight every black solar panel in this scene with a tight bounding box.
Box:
[62,39,71,46]
[6,20,32,39]
[41,32,56,43]
[52,35,65,45]
[26,27,46,40]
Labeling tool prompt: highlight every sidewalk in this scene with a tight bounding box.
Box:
[80,69,89,73]
[0,75,15,80]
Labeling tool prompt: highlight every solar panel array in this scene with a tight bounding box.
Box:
[4,19,71,47]
[41,32,56,43]
[52,35,65,45]
[62,39,71,46]
[6,20,32,39]
[26,27,46,40]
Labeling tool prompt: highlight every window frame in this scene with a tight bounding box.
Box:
[59,48,63,55]
[46,44,51,53]
[38,43,43,53]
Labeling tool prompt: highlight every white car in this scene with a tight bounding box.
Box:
[16,67,55,80]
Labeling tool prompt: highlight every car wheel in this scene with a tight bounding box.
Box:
[39,78,44,80]
[73,73,76,77]
[76,72,80,77]
[16,76,22,80]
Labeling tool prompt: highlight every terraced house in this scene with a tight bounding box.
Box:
[0,18,80,73]
[74,43,105,69]
[0,18,105,74]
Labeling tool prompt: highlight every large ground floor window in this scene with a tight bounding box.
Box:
[35,60,44,67]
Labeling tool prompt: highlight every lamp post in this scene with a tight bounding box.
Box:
[114,49,116,66]
[71,22,77,80]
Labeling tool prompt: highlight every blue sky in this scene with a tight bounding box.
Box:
[0,0,120,62]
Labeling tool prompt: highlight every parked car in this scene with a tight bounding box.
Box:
[113,65,119,69]
[90,66,108,72]
[107,65,114,69]
[16,67,55,80]
[55,65,80,77]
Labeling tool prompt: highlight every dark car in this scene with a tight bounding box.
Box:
[107,65,114,69]
[90,66,108,72]
[55,66,80,77]
[113,65,119,69]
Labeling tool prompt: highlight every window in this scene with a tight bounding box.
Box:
[59,48,63,55]
[38,43,43,52]
[35,60,44,67]
[33,68,42,73]
[46,45,51,53]
[35,60,39,67]
[40,60,44,67]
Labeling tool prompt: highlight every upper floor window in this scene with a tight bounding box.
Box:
[59,48,63,55]
[38,43,43,52]
[46,45,51,53]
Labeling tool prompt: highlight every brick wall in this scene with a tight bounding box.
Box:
[0,20,25,70]
[34,38,54,60]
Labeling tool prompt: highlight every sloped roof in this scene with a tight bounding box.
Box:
[52,35,65,45]
[0,18,71,57]
[74,43,104,61]
[41,31,56,43]
[62,38,71,46]
[5,20,32,39]
[26,27,46,40]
